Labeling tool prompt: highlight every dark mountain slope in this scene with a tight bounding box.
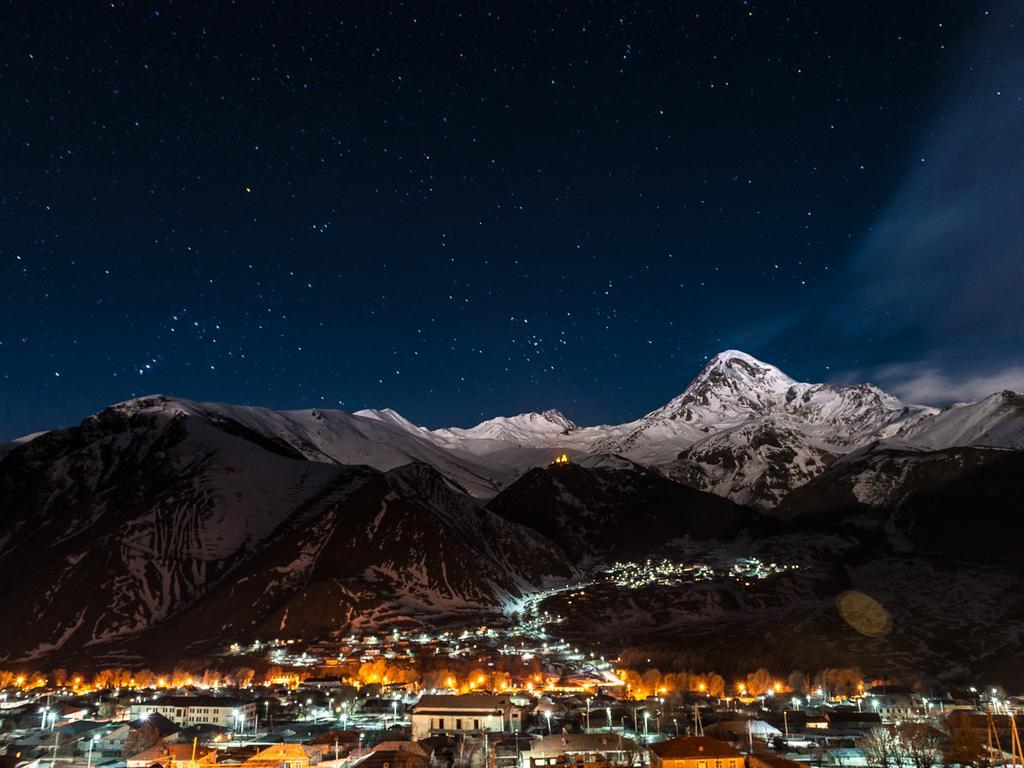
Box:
[485,461,755,564]
[777,444,1024,561]
[0,401,572,664]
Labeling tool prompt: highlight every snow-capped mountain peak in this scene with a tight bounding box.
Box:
[352,407,427,435]
[669,350,798,414]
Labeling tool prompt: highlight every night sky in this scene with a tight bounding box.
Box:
[2,1,1022,441]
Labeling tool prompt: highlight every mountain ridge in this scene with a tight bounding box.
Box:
[5,350,1022,510]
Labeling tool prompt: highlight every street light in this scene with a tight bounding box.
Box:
[87,735,98,768]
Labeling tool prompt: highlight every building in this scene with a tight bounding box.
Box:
[354,749,430,768]
[411,695,521,740]
[129,697,257,729]
[825,711,881,732]
[53,703,90,723]
[126,743,217,768]
[299,677,346,691]
[527,733,646,768]
[864,687,921,722]
[649,738,743,768]
[242,744,321,768]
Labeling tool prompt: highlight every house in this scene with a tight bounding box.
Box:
[350,749,425,768]
[863,687,920,722]
[242,744,321,768]
[369,743,428,758]
[129,697,257,729]
[95,723,133,754]
[648,737,743,768]
[125,742,217,768]
[702,721,780,746]
[308,730,361,759]
[54,702,90,723]
[411,695,521,740]
[825,712,881,732]
[527,733,646,768]
[299,677,346,691]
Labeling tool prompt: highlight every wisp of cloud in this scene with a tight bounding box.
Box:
[845,1,1024,401]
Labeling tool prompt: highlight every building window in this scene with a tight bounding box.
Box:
[456,719,463,730]
[438,718,445,729]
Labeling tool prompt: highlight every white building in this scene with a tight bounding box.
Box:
[129,696,256,728]
[527,734,646,768]
[411,695,522,740]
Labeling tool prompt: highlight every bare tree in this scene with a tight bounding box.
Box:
[898,723,943,768]
[863,726,899,768]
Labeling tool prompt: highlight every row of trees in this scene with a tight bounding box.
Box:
[616,665,870,699]
[2,660,872,700]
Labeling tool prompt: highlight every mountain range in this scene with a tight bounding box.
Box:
[1,350,1022,677]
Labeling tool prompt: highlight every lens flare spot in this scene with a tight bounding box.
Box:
[837,590,891,637]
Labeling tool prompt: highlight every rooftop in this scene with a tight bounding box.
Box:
[414,695,509,711]
[650,737,742,760]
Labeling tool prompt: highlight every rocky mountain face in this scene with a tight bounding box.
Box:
[0,398,573,664]
[776,443,1024,561]
[664,417,837,509]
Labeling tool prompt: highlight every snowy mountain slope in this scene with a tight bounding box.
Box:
[0,401,573,663]
[111,396,508,498]
[136,462,574,660]
[434,409,578,443]
[897,390,1024,450]
[0,431,47,460]
[664,416,837,509]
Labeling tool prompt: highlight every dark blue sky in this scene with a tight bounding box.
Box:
[2,1,1021,440]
